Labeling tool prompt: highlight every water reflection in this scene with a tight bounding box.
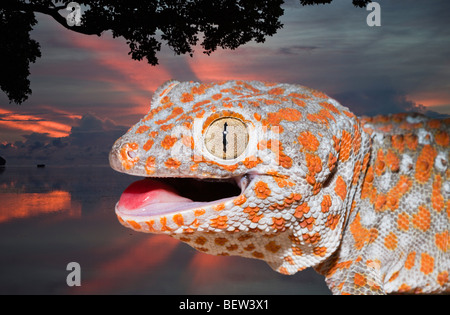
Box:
[0,191,80,223]
[0,166,330,294]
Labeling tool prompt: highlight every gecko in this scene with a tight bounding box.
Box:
[109,80,449,294]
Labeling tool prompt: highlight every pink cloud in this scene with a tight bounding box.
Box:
[67,32,173,115]
[0,108,72,138]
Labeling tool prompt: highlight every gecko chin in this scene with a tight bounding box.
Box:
[115,175,250,221]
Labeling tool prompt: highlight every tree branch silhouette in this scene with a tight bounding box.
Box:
[0,0,371,104]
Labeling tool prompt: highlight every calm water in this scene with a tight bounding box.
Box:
[0,166,330,294]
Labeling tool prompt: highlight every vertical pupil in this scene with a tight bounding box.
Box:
[223,122,228,156]
[205,117,248,160]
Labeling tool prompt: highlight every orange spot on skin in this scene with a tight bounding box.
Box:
[213,203,225,211]
[335,176,347,200]
[374,149,386,176]
[291,98,306,107]
[294,202,310,219]
[352,160,362,185]
[385,149,400,172]
[243,207,263,223]
[319,101,340,114]
[265,241,281,253]
[415,145,437,183]
[298,131,320,152]
[435,130,449,147]
[349,213,378,250]
[145,220,156,232]
[420,253,434,275]
[194,209,205,217]
[305,153,322,192]
[397,212,410,231]
[435,231,449,252]
[233,194,247,206]
[398,283,412,293]
[180,92,194,103]
[328,153,337,172]
[143,139,154,151]
[160,123,174,131]
[306,111,331,127]
[262,108,302,131]
[412,205,431,232]
[214,237,228,246]
[243,156,262,169]
[292,247,303,256]
[135,125,150,134]
[404,134,418,151]
[339,130,352,162]
[212,93,222,100]
[155,107,184,125]
[302,233,321,245]
[437,271,449,287]
[269,172,295,188]
[173,214,184,226]
[299,215,315,231]
[404,252,416,270]
[161,135,177,150]
[388,271,400,283]
[192,84,211,95]
[321,195,332,213]
[332,135,341,154]
[313,246,327,257]
[195,236,207,245]
[391,134,405,152]
[145,156,156,175]
[325,214,340,230]
[384,232,398,250]
[164,158,181,169]
[120,142,139,170]
[374,194,387,212]
[354,273,367,287]
[160,95,171,103]
[254,181,271,199]
[272,217,286,231]
[385,175,413,211]
[160,216,172,232]
[210,215,228,229]
[127,220,141,230]
[268,87,285,95]
[431,175,445,212]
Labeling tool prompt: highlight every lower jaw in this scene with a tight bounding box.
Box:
[114,175,252,233]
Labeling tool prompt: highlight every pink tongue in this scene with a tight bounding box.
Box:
[118,179,192,211]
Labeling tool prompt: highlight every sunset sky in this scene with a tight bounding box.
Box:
[1,0,449,165]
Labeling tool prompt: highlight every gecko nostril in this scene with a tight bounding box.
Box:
[127,150,137,159]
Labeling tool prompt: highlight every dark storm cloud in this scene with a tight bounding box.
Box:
[333,89,446,118]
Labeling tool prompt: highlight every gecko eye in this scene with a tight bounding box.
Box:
[204,117,249,160]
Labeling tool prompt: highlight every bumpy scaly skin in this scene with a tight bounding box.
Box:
[109,80,449,294]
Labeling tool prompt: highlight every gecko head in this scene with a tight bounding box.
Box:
[109,80,371,275]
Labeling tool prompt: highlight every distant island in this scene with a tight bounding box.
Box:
[0,156,5,167]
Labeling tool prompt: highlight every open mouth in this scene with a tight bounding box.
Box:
[115,175,251,218]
